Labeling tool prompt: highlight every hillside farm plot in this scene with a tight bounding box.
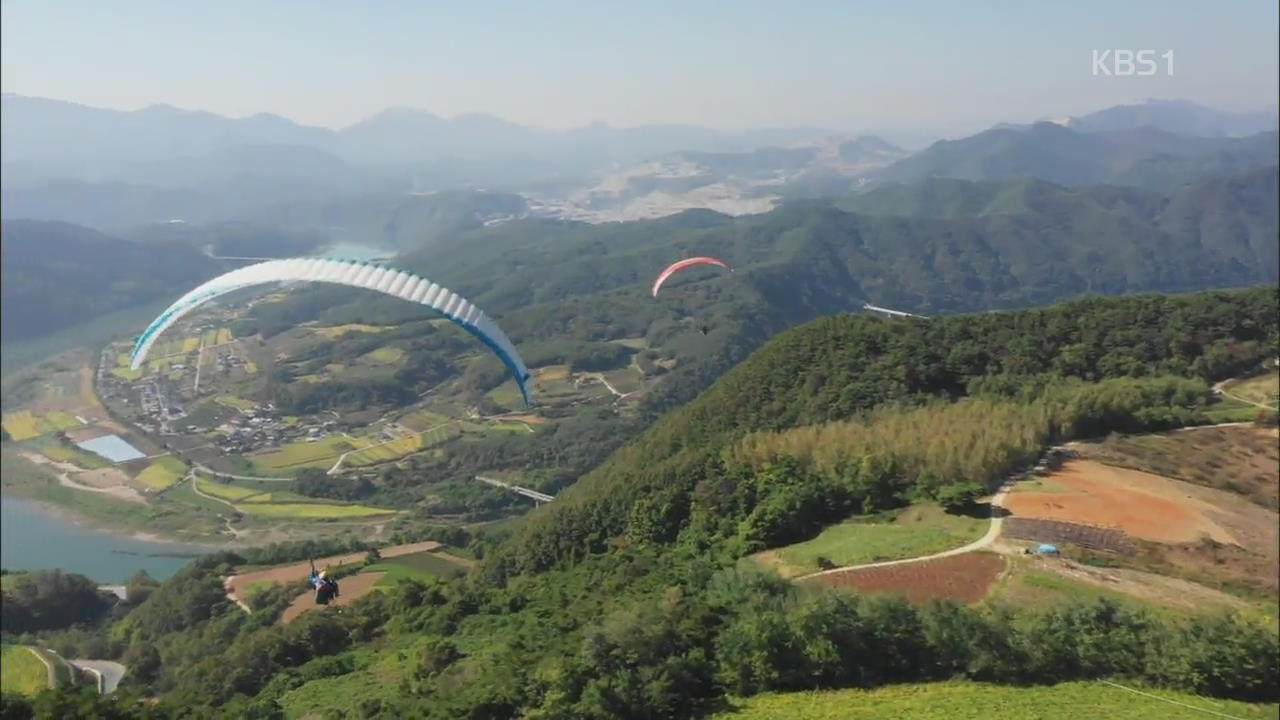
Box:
[234,502,395,519]
[1070,425,1279,511]
[991,558,1249,618]
[280,571,386,624]
[1004,461,1238,545]
[0,645,49,696]
[194,477,262,502]
[397,409,452,431]
[0,410,82,441]
[1224,372,1280,408]
[366,549,473,585]
[344,425,460,468]
[1002,518,1135,554]
[752,504,987,578]
[804,552,1005,605]
[134,456,188,490]
[711,680,1280,720]
[362,347,404,364]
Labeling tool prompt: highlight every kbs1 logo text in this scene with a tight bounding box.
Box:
[1092,50,1174,76]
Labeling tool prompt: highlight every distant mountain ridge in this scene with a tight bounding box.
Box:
[991,99,1277,137]
[0,94,833,188]
[871,122,1277,192]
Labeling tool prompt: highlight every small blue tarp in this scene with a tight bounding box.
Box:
[1036,543,1060,555]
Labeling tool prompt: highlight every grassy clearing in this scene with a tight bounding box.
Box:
[135,457,188,490]
[235,503,395,519]
[216,395,257,411]
[181,337,201,353]
[1224,372,1280,408]
[110,366,145,381]
[0,645,49,696]
[367,550,469,586]
[312,324,391,338]
[608,337,648,350]
[364,347,404,363]
[238,490,316,504]
[488,421,532,433]
[398,409,451,431]
[486,381,525,408]
[754,503,987,578]
[165,478,237,516]
[44,411,83,430]
[193,477,262,501]
[712,680,1279,720]
[1203,404,1260,423]
[986,562,1205,620]
[247,435,366,471]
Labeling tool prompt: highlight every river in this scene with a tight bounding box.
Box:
[0,497,210,583]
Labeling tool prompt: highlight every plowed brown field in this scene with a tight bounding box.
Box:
[803,552,1005,605]
[1004,461,1235,544]
[281,572,386,624]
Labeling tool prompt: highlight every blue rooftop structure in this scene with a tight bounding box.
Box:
[1037,543,1060,555]
[77,434,145,463]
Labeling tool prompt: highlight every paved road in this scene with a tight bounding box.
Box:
[798,480,1013,581]
[69,660,127,694]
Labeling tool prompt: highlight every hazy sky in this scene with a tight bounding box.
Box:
[2,0,1276,136]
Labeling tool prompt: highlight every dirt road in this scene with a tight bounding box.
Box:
[798,481,1013,581]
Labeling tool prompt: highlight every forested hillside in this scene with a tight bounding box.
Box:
[241,168,1279,426]
[5,287,1276,719]
[0,220,220,341]
[494,287,1278,575]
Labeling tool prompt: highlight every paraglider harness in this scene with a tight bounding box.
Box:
[309,559,340,605]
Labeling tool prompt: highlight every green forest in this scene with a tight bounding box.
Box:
[2,286,1277,719]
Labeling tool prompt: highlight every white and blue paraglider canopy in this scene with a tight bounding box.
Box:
[130,257,533,405]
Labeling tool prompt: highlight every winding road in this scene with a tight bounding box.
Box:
[1213,377,1278,411]
[797,480,1014,581]
[69,660,127,694]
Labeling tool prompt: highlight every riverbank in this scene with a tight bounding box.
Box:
[0,497,216,583]
[1,453,231,545]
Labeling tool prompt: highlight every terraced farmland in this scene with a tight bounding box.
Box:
[1003,518,1136,554]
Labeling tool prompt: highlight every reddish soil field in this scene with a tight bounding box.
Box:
[804,552,1006,605]
[281,571,385,624]
[1004,461,1235,544]
[225,541,440,605]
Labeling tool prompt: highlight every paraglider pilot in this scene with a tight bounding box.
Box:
[309,559,340,605]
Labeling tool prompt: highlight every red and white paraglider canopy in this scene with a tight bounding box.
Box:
[651,256,732,297]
